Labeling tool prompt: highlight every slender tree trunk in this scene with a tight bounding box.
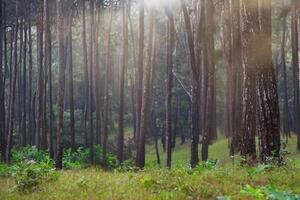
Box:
[181,0,200,168]
[281,7,290,142]
[165,8,175,168]
[202,0,215,161]
[135,0,145,154]
[36,4,44,148]
[0,0,5,162]
[88,0,95,163]
[22,20,27,146]
[44,0,53,157]
[136,10,154,168]
[67,11,75,151]
[103,8,113,166]
[94,7,101,146]
[291,0,300,151]
[56,0,66,169]
[6,0,19,163]
[17,19,23,146]
[28,5,34,145]
[118,0,128,164]
[82,0,89,147]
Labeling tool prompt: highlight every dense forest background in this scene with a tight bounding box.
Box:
[0,0,300,171]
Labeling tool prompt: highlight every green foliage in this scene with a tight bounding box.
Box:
[11,146,50,164]
[240,184,266,199]
[140,175,157,189]
[240,185,300,200]
[62,147,89,169]
[10,161,59,192]
[106,153,118,169]
[0,136,299,199]
[264,185,300,200]
[0,164,11,177]
[191,159,218,174]
[247,163,272,177]
[116,159,134,172]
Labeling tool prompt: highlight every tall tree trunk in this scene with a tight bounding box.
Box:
[136,10,154,168]
[103,8,113,166]
[240,0,259,163]
[118,0,128,164]
[44,0,53,157]
[88,0,95,163]
[230,0,243,156]
[257,0,281,161]
[202,0,215,161]
[135,0,145,153]
[291,0,300,151]
[22,20,27,146]
[181,0,200,168]
[6,0,19,163]
[68,11,75,151]
[36,4,44,148]
[94,7,102,146]
[28,4,34,145]
[82,0,89,147]
[56,0,66,169]
[165,8,175,168]
[0,0,5,162]
[17,19,23,146]
[281,5,290,142]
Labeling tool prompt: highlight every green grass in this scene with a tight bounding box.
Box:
[1,135,300,200]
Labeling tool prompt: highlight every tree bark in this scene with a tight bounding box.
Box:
[118,0,128,164]
[88,0,95,163]
[67,10,75,151]
[82,0,89,147]
[291,0,300,151]
[44,0,53,157]
[136,10,154,169]
[56,0,67,169]
[165,8,175,168]
[6,0,19,163]
[240,0,259,163]
[257,0,281,161]
[135,0,145,154]
[103,8,113,166]
[0,0,5,162]
[181,0,200,168]
[36,3,45,148]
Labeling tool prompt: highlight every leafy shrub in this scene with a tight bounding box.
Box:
[264,185,300,200]
[247,163,272,177]
[0,164,11,177]
[191,159,218,174]
[106,153,118,169]
[11,146,49,164]
[62,147,89,169]
[117,159,134,172]
[240,185,265,199]
[240,185,300,200]
[11,161,59,192]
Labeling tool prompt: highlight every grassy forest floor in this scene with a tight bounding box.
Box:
[1,135,300,200]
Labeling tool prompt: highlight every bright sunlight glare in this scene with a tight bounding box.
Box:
[145,0,176,8]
